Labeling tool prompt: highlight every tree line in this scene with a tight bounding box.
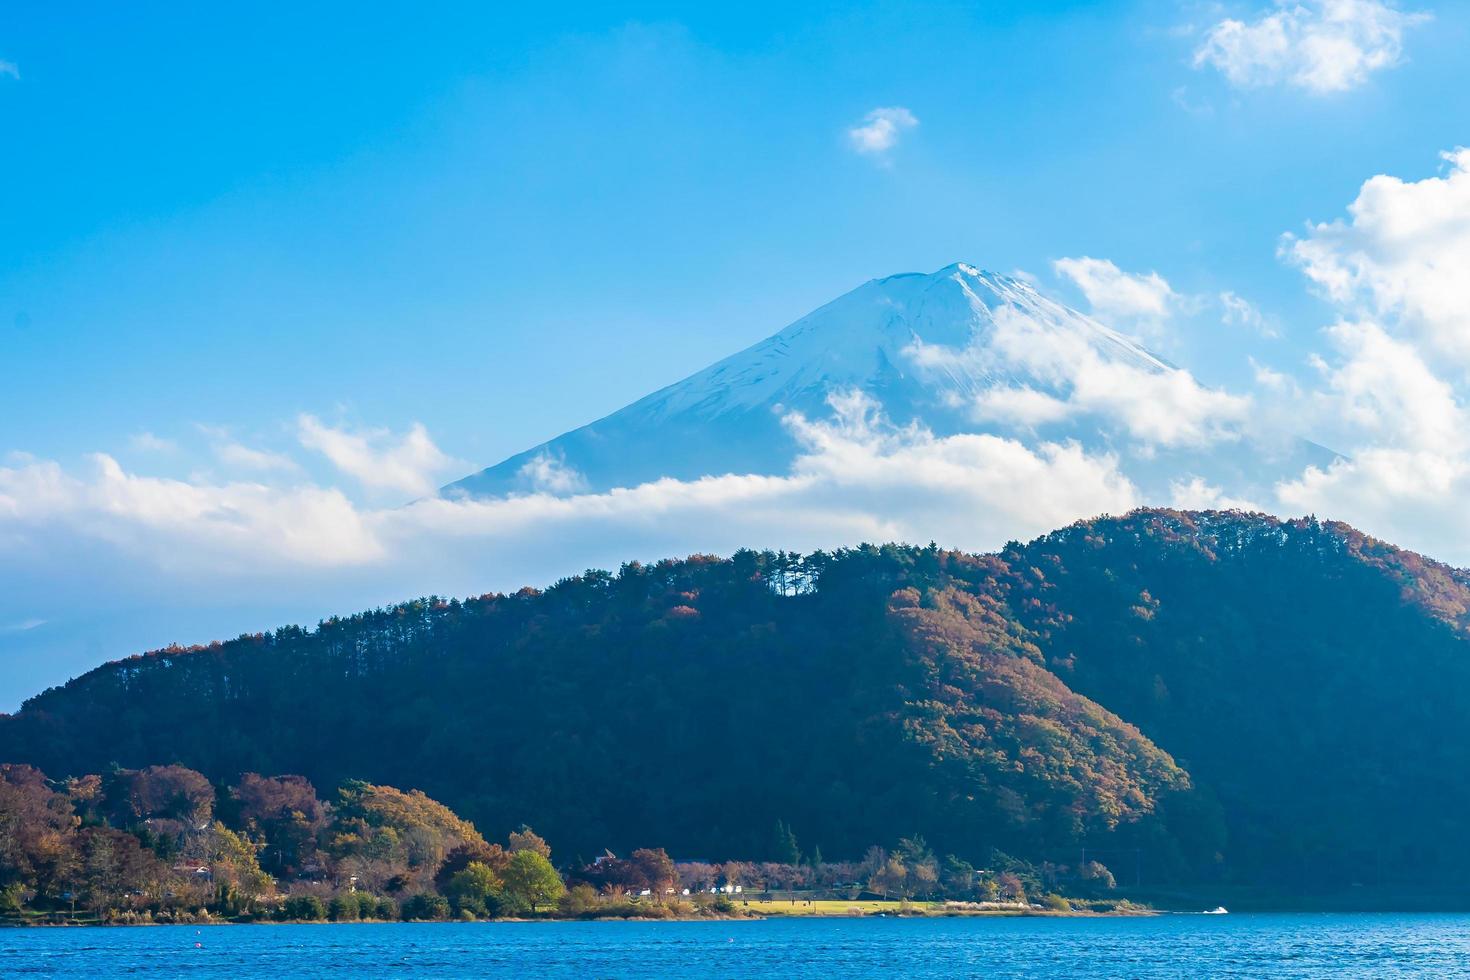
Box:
[0,763,1117,924]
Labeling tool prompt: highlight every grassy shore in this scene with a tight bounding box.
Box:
[731,898,1152,918]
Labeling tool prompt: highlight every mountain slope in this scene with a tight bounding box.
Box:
[6,510,1470,889]
[991,511,1470,886]
[445,264,1332,501]
[0,542,1186,866]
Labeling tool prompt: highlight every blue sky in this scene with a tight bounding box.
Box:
[5,0,1465,467]
[3,0,1470,704]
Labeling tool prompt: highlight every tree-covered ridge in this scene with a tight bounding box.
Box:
[985,509,1470,885]
[5,508,1470,890]
[0,543,1186,870]
[1007,508,1470,634]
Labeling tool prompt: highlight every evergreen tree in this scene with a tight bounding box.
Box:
[772,820,801,865]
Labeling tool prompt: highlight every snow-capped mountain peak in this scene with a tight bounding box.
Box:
[653,263,1166,417]
[443,263,1323,500]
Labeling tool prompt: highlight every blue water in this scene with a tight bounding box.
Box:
[6,914,1470,978]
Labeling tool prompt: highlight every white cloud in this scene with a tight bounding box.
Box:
[1169,476,1262,511]
[0,60,17,80]
[781,393,1139,531]
[0,453,381,570]
[1220,291,1280,337]
[1277,447,1470,547]
[1170,85,1216,116]
[1068,362,1249,448]
[1,618,45,633]
[1193,0,1428,94]
[215,442,299,472]
[902,292,1250,449]
[971,386,1076,428]
[984,307,1251,448]
[1268,147,1470,563]
[297,415,458,497]
[847,107,918,156]
[1250,357,1294,391]
[516,453,588,495]
[1284,148,1470,369]
[395,393,1140,560]
[129,432,178,454]
[1052,257,1175,322]
[1310,318,1466,451]
[193,424,299,473]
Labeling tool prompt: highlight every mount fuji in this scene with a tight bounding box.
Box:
[444,263,1332,503]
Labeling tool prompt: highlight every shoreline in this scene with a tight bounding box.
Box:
[3,907,1156,928]
[28,906,1470,928]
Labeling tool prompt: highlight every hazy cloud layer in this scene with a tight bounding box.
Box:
[0,394,1138,582]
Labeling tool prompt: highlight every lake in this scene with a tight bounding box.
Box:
[7,914,1470,978]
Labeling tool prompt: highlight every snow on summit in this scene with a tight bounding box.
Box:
[443,264,1330,502]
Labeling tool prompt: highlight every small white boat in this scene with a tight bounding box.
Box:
[1203,906,1229,915]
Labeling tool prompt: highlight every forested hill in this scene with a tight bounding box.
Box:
[5,509,1470,891]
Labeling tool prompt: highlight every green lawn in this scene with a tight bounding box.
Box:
[734,898,1128,917]
[738,899,940,916]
